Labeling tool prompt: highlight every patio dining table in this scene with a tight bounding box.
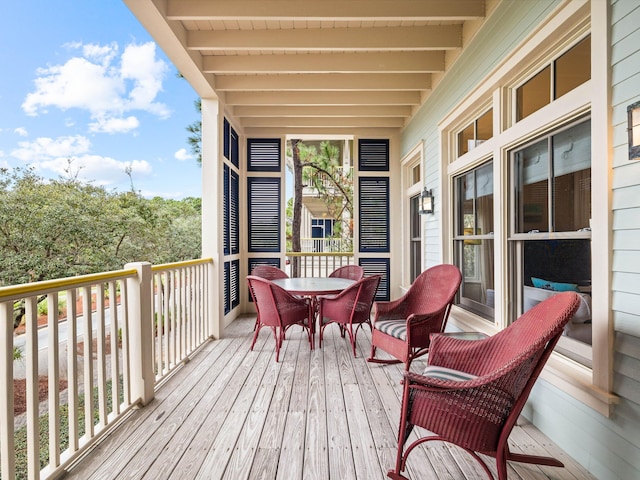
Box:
[272,276,356,336]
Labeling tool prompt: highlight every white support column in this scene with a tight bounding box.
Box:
[201,97,222,339]
[126,261,155,406]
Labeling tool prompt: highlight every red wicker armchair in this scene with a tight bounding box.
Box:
[318,274,381,356]
[246,275,313,362]
[250,265,289,330]
[367,264,462,371]
[387,291,581,480]
[250,264,289,280]
[328,265,365,281]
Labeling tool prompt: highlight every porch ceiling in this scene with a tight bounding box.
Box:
[125,0,488,136]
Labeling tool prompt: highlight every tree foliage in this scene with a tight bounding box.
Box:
[287,140,353,258]
[0,167,202,287]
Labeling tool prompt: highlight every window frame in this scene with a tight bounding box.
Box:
[439,5,615,416]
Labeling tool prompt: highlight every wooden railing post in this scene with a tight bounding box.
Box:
[126,262,155,406]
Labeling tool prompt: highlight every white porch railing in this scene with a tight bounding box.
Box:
[0,258,213,480]
[285,252,355,278]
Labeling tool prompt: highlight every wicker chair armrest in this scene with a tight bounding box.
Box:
[373,298,407,321]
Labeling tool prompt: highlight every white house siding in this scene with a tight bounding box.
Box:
[401,1,640,479]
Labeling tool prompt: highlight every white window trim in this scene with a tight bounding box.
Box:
[401,141,424,288]
[439,0,617,417]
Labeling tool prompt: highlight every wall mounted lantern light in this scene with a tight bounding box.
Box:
[628,100,640,160]
[419,187,434,215]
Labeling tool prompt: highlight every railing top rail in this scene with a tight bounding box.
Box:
[0,268,138,302]
[151,257,214,272]
[286,252,353,257]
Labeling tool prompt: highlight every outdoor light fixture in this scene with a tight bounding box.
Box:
[419,187,435,214]
[628,100,640,160]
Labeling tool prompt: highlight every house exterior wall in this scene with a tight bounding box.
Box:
[401,1,640,479]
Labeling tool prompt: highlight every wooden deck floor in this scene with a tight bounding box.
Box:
[65,316,597,480]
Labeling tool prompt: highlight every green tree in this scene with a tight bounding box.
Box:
[0,168,202,329]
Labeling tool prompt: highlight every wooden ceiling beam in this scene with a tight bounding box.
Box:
[188,26,462,51]
[239,116,406,128]
[204,51,444,73]
[167,0,485,21]
[215,73,431,91]
[224,90,421,106]
[232,105,413,117]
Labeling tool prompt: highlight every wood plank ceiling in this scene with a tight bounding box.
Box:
[126,0,488,136]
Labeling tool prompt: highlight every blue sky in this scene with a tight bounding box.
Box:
[0,1,202,199]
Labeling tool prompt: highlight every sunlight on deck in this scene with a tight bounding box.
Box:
[65,316,596,480]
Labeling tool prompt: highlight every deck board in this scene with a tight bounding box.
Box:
[65,316,599,480]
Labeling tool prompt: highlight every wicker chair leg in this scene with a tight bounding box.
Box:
[250,324,261,351]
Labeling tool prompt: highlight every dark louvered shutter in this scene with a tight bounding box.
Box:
[360,258,390,301]
[248,138,281,172]
[230,170,239,254]
[248,177,281,252]
[359,139,389,171]
[223,165,230,255]
[223,118,230,160]
[230,259,239,310]
[224,261,230,314]
[359,177,390,253]
[230,126,239,168]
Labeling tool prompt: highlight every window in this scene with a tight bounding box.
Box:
[510,118,592,361]
[517,35,591,121]
[409,194,421,282]
[457,109,493,157]
[453,162,494,320]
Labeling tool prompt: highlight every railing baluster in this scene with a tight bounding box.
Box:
[66,288,79,452]
[96,284,108,427]
[82,286,94,439]
[109,281,120,416]
[25,297,39,478]
[48,293,61,468]
[120,280,131,405]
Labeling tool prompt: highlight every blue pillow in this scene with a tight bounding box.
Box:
[531,277,580,292]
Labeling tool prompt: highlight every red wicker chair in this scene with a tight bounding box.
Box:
[367,264,462,371]
[250,264,289,280]
[318,274,381,356]
[328,265,365,281]
[250,265,289,330]
[246,275,313,361]
[387,291,582,480]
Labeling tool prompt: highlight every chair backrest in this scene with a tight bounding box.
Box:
[478,291,581,379]
[246,275,306,329]
[394,264,462,330]
[341,274,381,323]
[251,265,289,280]
[329,265,365,281]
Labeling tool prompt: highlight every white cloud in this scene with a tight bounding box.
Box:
[40,155,152,186]
[8,134,152,187]
[89,115,140,134]
[11,135,92,162]
[174,148,193,162]
[21,41,170,131]
[14,127,28,137]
